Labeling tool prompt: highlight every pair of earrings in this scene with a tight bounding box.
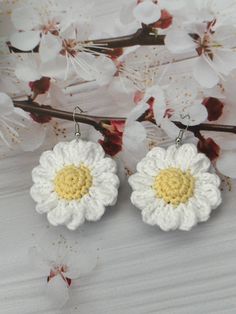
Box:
[31,109,222,231]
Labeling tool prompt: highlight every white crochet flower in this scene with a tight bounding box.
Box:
[129,144,222,231]
[30,140,119,230]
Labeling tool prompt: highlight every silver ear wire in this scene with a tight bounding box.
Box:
[175,114,190,148]
[73,106,84,140]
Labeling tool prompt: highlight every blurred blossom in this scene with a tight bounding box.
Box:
[29,229,98,308]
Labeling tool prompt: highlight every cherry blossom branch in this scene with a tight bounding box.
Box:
[14,100,236,135]
[8,29,165,53]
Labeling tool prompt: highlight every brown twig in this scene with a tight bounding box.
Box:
[8,29,165,53]
[14,100,236,135]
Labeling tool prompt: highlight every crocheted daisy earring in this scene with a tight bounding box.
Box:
[128,121,222,231]
[30,107,120,230]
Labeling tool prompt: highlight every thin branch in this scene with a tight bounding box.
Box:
[8,29,165,53]
[14,100,236,135]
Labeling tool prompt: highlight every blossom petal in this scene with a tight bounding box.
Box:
[10,31,40,51]
[0,92,14,115]
[15,61,41,82]
[46,275,69,308]
[187,103,208,125]
[213,50,236,76]
[126,102,149,124]
[120,0,137,24]
[133,1,161,24]
[161,118,180,139]
[123,121,147,151]
[40,56,67,80]
[39,33,62,63]
[11,7,41,30]
[193,56,219,88]
[66,240,97,278]
[28,247,51,274]
[165,29,197,54]
[19,123,47,151]
[216,150,236,178]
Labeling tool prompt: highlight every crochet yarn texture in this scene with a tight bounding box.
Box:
[31,140,120,230]
[129,143,222,231]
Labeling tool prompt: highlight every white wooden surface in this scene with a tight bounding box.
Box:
[1,1,236,313]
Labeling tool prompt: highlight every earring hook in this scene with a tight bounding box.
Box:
[73,106,84,140]
[175,114,190,148]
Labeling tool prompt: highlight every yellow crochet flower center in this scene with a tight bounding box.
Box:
[153,167,195,207]
[54,165,92,201]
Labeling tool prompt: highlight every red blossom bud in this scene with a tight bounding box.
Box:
[29,77,51,95]
[30,105,52,124]
[153,9,173,29]
[203,97,224,121]
[197,137,220,161]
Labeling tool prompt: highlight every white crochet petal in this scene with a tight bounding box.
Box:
[47,200,72,226]
[89,184,118,206]
[32,165,54,182]
[35,192,58,214]
[189,153,211,175]
[195,173,221,187]
[68,140,105,168]
[155,204,181,231]
[195,184,222,209]
[66,201,85,230]
[93,172,120,189]
[128,173,154,191]
[52,141,73,165]
[39,150,63,173]
[175,144,198,171]
[130,189,156,211]
[92,157,117,176]
[165,145,178,168]
[137,156,162,176]
[142,199,164,226]
[82,195,106,221]
[188,196,211,222]
[178,204,198,231]
[30,182,54,203]
[146,146,166,159]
